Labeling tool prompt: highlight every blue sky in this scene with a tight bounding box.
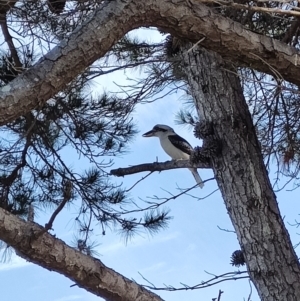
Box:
[1,28,300,301]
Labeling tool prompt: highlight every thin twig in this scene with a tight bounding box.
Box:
[187,37,206,53]
[139,270,249,291]
[217,289,224,301]
[217,225,236,233]
[125,172,154,192]
[247,279,253,301]
[121,178,215,215]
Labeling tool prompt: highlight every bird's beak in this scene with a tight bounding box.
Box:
[142,129,155,137]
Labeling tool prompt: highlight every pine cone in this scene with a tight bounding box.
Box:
[194,120,214,139]
[230,250,245,267]
[47,0,66,14]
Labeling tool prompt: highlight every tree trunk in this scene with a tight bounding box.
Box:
[0,208,164,301]
[181,46,300,301]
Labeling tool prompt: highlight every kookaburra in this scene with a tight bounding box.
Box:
[142,124,204,188]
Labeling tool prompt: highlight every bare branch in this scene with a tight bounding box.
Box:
[110,160,211,177]
[125,172,154,192]
[214,289,224,301]
[139,270,249,291]
[218,290,224,301]
[246,279,253,301]
[122,179,215,216]
[217,225,236,233]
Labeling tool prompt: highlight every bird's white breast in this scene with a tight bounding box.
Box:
[159,135,190,160]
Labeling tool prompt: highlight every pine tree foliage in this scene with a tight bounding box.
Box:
[1,0,300,300]
[1,0,300,283]
[240,68,300,180]
[0,0,175,251]
[0,65,149,245]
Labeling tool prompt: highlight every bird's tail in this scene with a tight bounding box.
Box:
[188,168,204,189]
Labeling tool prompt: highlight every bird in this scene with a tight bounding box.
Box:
[142,124,204,188]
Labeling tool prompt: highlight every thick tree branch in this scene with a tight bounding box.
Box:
[0,0,300,125]
[110,160,211,177]
[0,208,164,301]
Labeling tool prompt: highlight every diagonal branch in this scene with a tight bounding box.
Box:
[0,0,300,125]
[110,160,211,177]
[0,208,164,301]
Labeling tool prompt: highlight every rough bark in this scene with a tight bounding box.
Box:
[0,0,299,125]
[181,46,300,301]
[0,208,164,301]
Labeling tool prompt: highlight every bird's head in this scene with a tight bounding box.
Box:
[142,124,175,138]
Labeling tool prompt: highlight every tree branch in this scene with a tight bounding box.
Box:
[215,289,224,301]
[110,160,211,177]
[0,0,300,125]
[0,208,164,301]
[139,270,249,291]
[44,186,71,231]
[0,17,22,69]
